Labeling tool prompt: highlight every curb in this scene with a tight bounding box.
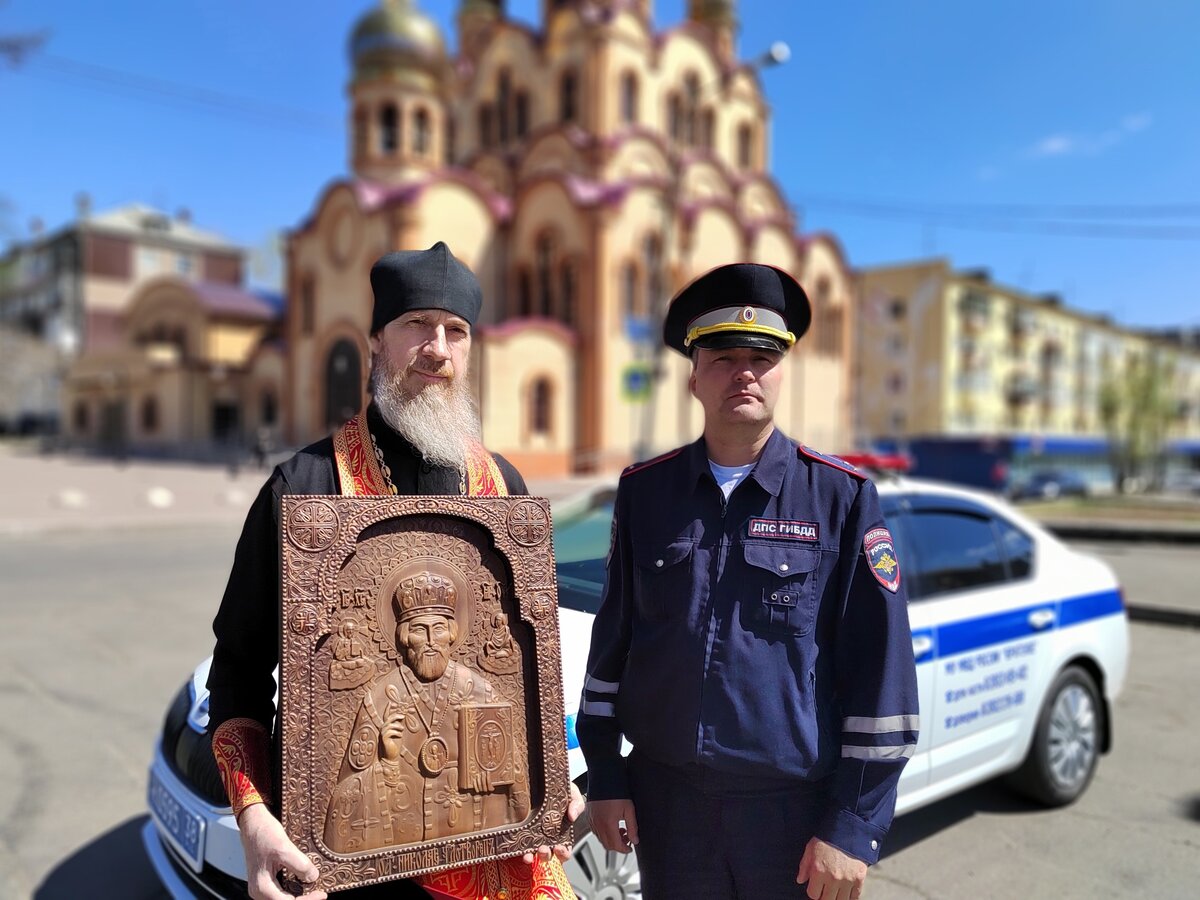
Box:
[1044,522,1200,544]
[1126,605,1200,630]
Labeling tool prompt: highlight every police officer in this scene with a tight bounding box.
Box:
[576,263,919,900]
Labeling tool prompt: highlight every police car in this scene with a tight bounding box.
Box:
[143,477,1127,899]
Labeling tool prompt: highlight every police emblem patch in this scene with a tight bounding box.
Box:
[864,526,901,593]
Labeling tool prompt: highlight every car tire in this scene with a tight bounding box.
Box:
[563,804,643,900]
[1009,666,1102,807]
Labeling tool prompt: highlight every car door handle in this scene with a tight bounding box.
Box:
[1028,609,1056,631]
[911,635,934,660]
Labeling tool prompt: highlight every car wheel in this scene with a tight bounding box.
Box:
[1009,666,1102,806]
[563,809,642,900]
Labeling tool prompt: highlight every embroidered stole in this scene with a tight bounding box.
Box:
[333,410,507,498]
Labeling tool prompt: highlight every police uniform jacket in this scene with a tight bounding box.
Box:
[576,427,919,865]
[206,403,527,738]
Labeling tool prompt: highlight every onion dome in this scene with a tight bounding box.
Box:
[349,0,446,84]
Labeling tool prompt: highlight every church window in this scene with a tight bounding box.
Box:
[560,260,576,327]
[413,107,431,156]
[353,106,368,158]
[446,117,457,162]
[498,70,512,144]
[683,72,700,145]
[700,108,715,151]
[560,69,578,123]
[737,122,754,169]
[478,104,494,149]
[814,278,843,357]
[620,71,639,124]
[300,276,315,337]
[536,234,555,317]
[515,91,530,138]
[667,94,682,142]
[530,378,553,436]
[517,268,533,317]
[381,104,399,155]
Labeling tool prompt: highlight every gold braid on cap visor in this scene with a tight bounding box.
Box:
[683,305,796,349]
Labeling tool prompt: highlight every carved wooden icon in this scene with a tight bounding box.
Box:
[279,496,571,892]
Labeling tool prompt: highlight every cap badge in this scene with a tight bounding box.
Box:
[740,307,756,323]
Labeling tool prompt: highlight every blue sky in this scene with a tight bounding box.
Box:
[3,0,1197,327]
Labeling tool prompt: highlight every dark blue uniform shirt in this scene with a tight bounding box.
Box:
[576,428,919,865]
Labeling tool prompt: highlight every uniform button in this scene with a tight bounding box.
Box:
[655,559,664,568]
[779,563,789,572]
[870,840,878,851]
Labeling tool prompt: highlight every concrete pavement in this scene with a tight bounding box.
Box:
[0,444,612,537]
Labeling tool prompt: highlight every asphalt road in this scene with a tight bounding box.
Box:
[0,527,1196,899]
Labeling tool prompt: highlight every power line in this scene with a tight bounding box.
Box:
[21,53,339,134]
[797,194,1200,221]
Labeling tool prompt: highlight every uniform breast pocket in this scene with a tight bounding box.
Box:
[633,540,696,622]
[741,543,823,637]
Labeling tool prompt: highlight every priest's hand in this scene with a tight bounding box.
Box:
[523,782,587,863]
[238,802,326,900]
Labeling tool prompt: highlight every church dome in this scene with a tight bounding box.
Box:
[349,0,446,82]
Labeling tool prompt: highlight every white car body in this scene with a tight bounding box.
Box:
[144,477,1128,898]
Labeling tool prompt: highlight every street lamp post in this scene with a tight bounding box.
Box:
[631,41,790,463]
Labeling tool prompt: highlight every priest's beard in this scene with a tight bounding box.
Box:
[370,352,482,470]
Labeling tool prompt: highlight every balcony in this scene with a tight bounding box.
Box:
[958,291,990,334]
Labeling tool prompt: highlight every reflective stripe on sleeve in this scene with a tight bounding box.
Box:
[580,699,616,717]
[584,675,620,695]
[841,744,916,761]
[842,715,920,734]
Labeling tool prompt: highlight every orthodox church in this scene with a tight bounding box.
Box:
[289,0,856,476]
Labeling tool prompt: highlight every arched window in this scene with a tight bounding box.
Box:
[325,339,362,429]
[141,396,159,434]
[814,277,843,356]
[445,117,457,162]
[380,104,399,154]
[497,69,512,144]
[536,234,555,317]
[478,104,494,150]
[667,94,682,142]
[559,260,576,327]
[413,107,430,156]
[700,108,715,151]
[300,276,315,337]
[559,69,578,123]
[73,401,89,433]
[622,262,639,320]
[644,234,663,317]
[353,106,368,158]
[737,122,754,169]
[530,378,553,436]
[517,268,533,317]
[683,72,700,145]
[620,71,639,124]
[515,91,530,138]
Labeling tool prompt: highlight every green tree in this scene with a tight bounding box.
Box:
[1098,352,1176,493]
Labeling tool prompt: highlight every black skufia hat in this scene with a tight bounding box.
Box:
[369,242,483,334]
[663,263,811,356]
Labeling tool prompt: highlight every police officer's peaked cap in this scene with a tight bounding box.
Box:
[663,263,811,356]
[369,242,483,334]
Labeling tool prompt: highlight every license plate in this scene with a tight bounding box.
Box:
[148,768,206,871]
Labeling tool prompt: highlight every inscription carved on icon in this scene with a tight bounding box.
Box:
[279,496,569,893]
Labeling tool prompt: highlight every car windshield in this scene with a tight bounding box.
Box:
[553,498,615,614]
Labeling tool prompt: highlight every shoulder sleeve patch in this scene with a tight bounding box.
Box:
[798,445,868,480]
[864,526,901,593]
